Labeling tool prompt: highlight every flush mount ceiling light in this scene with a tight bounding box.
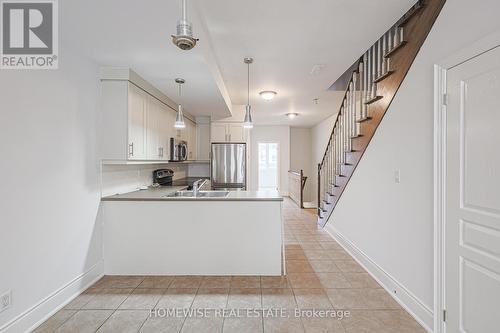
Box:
[174,78,186,128]
[259,90,277,101]
[286,112,299,119]
[243,57,254,129]
[171,0,199,50]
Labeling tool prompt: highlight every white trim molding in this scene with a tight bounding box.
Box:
[0,261,104,333]
[433,64,447,333]
[325,225,434,332]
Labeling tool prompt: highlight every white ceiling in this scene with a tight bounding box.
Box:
[61,0,415,127]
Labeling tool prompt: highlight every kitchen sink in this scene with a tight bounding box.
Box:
[165,190,229,198]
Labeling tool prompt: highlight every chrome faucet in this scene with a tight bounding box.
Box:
[192,179,203,197]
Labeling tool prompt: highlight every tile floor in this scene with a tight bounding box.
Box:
[33,198,425,333]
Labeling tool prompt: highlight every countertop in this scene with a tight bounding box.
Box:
[101,186,283,202]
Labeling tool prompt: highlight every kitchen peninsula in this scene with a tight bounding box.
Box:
[101,188,283,276]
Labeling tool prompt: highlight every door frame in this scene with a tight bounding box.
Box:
[433,39,500,333]
[257,141,280,191]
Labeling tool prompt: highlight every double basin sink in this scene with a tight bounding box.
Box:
[165,190,229,198]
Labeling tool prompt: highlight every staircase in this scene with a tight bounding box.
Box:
[317,0,446,227]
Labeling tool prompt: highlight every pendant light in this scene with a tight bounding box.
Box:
[171,0,199,50]
[243,57,254,129]
[174,78,186,129]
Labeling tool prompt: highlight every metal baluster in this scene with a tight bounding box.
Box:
[382,34,387,75]
[388,27,394,52]
[399,26,404,44]
[394,26,400,47]
[352,76,357,137]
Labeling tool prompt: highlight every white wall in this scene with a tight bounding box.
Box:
[311,0,500,329]
[0,47,103,331]
[290,128,313,202]
[249,126,290,195]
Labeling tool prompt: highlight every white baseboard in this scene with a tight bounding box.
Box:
[0,260,104,333]
[324,225,434,332]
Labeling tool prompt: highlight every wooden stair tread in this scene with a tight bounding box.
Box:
[373,70,394,83]
[384,41,407,58]
[365,95,383,105]
[356,116,372,123]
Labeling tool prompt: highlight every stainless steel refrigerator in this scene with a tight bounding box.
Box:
[211,143,246,190]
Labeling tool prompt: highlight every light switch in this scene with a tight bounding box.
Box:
[395,170,401,184]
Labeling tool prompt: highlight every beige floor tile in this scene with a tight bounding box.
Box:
[226,288,262,309]
[340,310,424,333]
[301,316,346,333]
[139,315,186,333]
[288,273,323,289]
[326,289,367,309]
[93,276,144,289]
[82,288,133,310]
[119,288,165,310]
[342,273,380,288]
[55,310,112,333]
[170,276,203,288]
[303,250,332,260]
[261,288,297,309]
[200,276,231,288]
[286,260,314,273]
[317,273,351,289]
[64,288,99,310]
[293,289,333,309]
[334,260,365,273]
[180,316,224,333]
[286,250,308,260]
[138,276,174,289]
[230,276,261,288]
[261,276,290,289]
[97,310,149,333]
[263,316,305,333]
[222,316,263,333]
[319,242,343,251]
[327,250,351,260]
[156,288,197,309]
[309,260,340,273]
[33,310,76,333]
[191,288,229,309]
[363,289,401,309]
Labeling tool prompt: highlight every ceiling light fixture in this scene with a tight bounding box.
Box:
[171,0,199,50]
[259,90,277,101]
[286,112,299,119]
[174,78,186,128]
[243,57,254,129]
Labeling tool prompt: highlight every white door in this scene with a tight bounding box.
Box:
[445,46,500,333]
[211,123,227,142]
[127,83,147,160]
[258,142,279,191]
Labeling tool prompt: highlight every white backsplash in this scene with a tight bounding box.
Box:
[101,164,187,197]
[187,163,210,177]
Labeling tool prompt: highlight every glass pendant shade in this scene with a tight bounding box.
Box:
[174,104,186,128]
[243,104,253,129]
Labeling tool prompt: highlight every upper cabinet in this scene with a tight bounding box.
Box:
[99,68,197,162]
[210,123,248,142]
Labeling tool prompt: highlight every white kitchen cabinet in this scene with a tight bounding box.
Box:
[146,95,170,160]
[187,121,197,160]
[127,83,148,160]
[210,123,248,142]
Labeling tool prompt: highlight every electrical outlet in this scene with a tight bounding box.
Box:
[0,290,12,313]
[394,170,401,184]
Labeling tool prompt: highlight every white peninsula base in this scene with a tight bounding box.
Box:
[101,198,283,276]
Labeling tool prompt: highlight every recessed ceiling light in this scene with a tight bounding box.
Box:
[259,91,277,101]
[286,113,298,119]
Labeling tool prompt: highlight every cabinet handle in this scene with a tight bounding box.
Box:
[128,143,134,156]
